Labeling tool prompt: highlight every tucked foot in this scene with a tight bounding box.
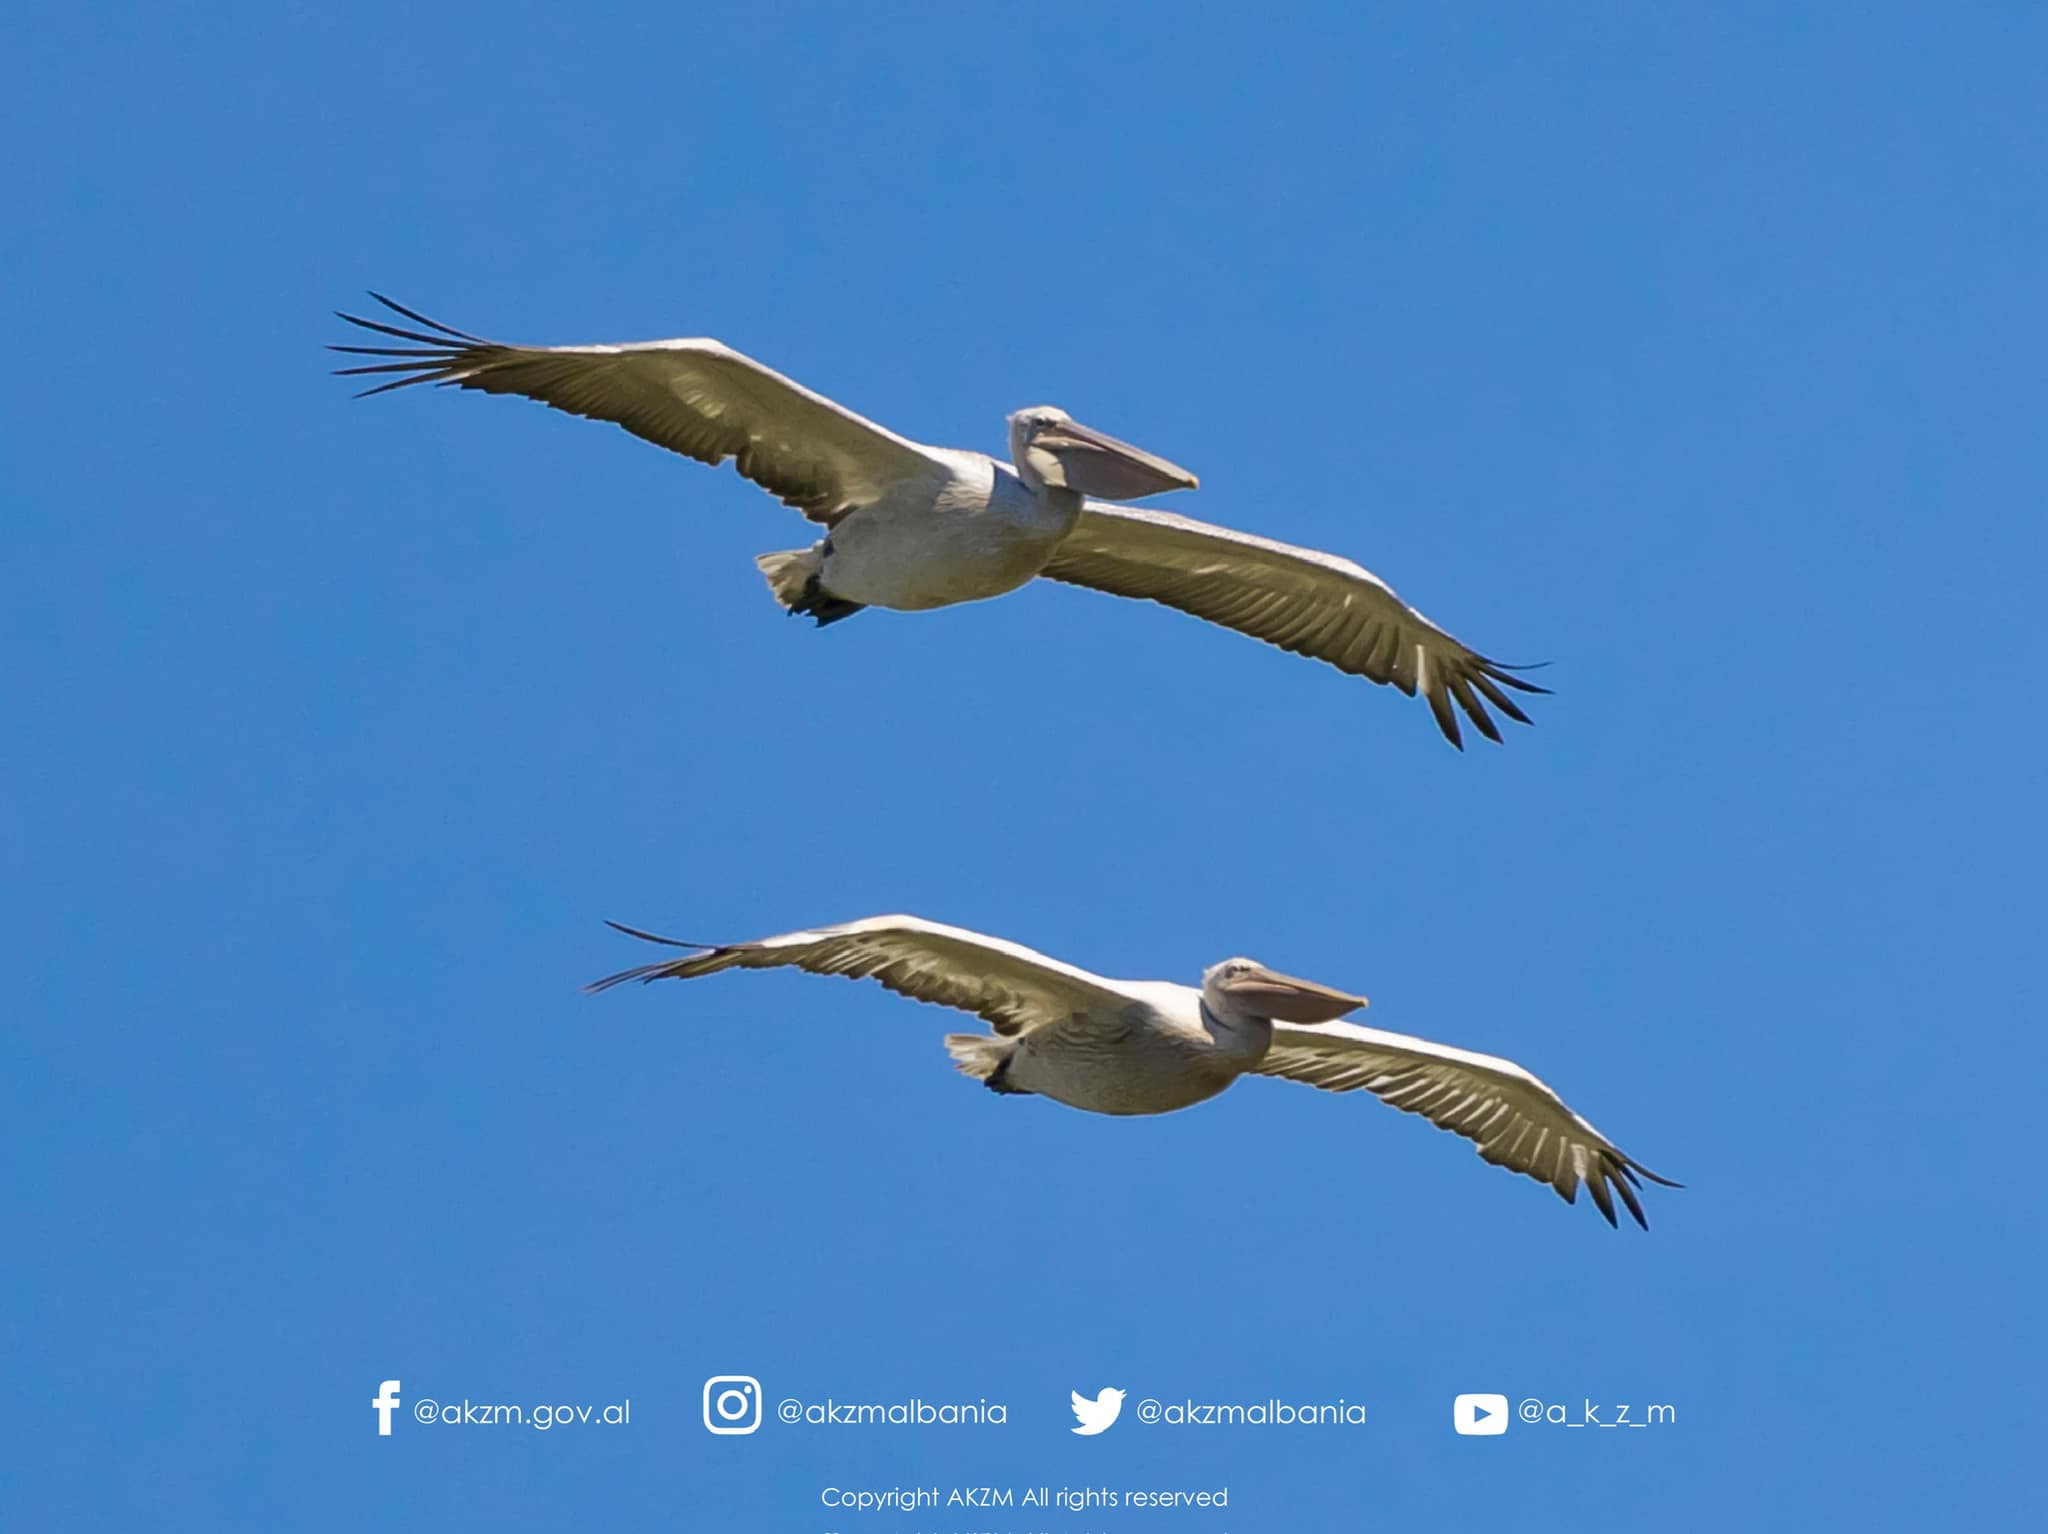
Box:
[983,1052,1032,1096]
[788,572,866,627]
[755,545,865,626]
[944,1032,1029,1094]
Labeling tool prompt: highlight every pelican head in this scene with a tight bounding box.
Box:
[1202,957,1369,1024]
[1008,405,1199,501]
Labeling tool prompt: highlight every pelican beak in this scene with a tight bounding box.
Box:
[1030,417,1199,501]
[1217,965,1368,1024]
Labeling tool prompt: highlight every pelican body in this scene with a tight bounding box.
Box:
[760,422,1098,622]
[589,915,1678,1228]
[794,449,1067,614]
[984,986,1260,1116]
[332,295,1547,747]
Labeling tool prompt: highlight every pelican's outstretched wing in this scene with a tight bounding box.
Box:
[586,915,1132,1037]
[331,294,949,523]
[1252,1020,1678,1226]
[1040,503,1548,747]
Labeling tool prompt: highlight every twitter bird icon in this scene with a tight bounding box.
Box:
[1070,1387,1127,1436]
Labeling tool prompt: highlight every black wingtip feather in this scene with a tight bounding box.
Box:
[1448,677,1504,744]
[333,370,449,395]
[1613,1174,1649,1229]
[582,924,728,995]
[334,310,467,349]
[328,343,450,359]
[1468,672,1534,726]
[582,965,659,994]
[602,920,713,950]
[368,290,488,344]
[1426,688,1464,749]
[1480,659,1554,696]
[1587,1176,1619,1226]
[350,375,432,399]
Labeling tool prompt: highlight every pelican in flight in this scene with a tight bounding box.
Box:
[588,915,1678,1227]
[332,295,1547,747]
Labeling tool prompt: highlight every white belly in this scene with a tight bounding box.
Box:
[818,457,1077,611]
[1006,1011,1263,1117]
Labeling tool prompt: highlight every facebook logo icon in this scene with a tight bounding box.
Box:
[372,1380,402,1436]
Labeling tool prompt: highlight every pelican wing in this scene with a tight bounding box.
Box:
[1253,1020,1678,1227]
[586,914,1132,1037]
[1040,504,1547,747]
[331,294,948,522]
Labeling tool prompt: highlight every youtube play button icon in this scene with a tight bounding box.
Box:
[1454,1393,1509,1435]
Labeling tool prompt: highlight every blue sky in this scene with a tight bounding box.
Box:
[5,3,2043,1527]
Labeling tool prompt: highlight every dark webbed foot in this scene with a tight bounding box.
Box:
[788,572,866,627]
[983,1053,1031,1096]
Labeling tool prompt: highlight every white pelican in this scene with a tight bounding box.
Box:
[588,915,1678,1226]
[333,295,1547,747]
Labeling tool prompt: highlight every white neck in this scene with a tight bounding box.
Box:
[1197,995,1274,1059]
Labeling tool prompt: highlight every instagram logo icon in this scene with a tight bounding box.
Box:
[702,1375,762,1435]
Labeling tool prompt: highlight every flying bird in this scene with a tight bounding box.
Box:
[587,915,1678,1227]
[1070,1388,1127,1436]
[331,295,1547,747]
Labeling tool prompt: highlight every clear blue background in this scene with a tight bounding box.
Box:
[6,4,2042,1528]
